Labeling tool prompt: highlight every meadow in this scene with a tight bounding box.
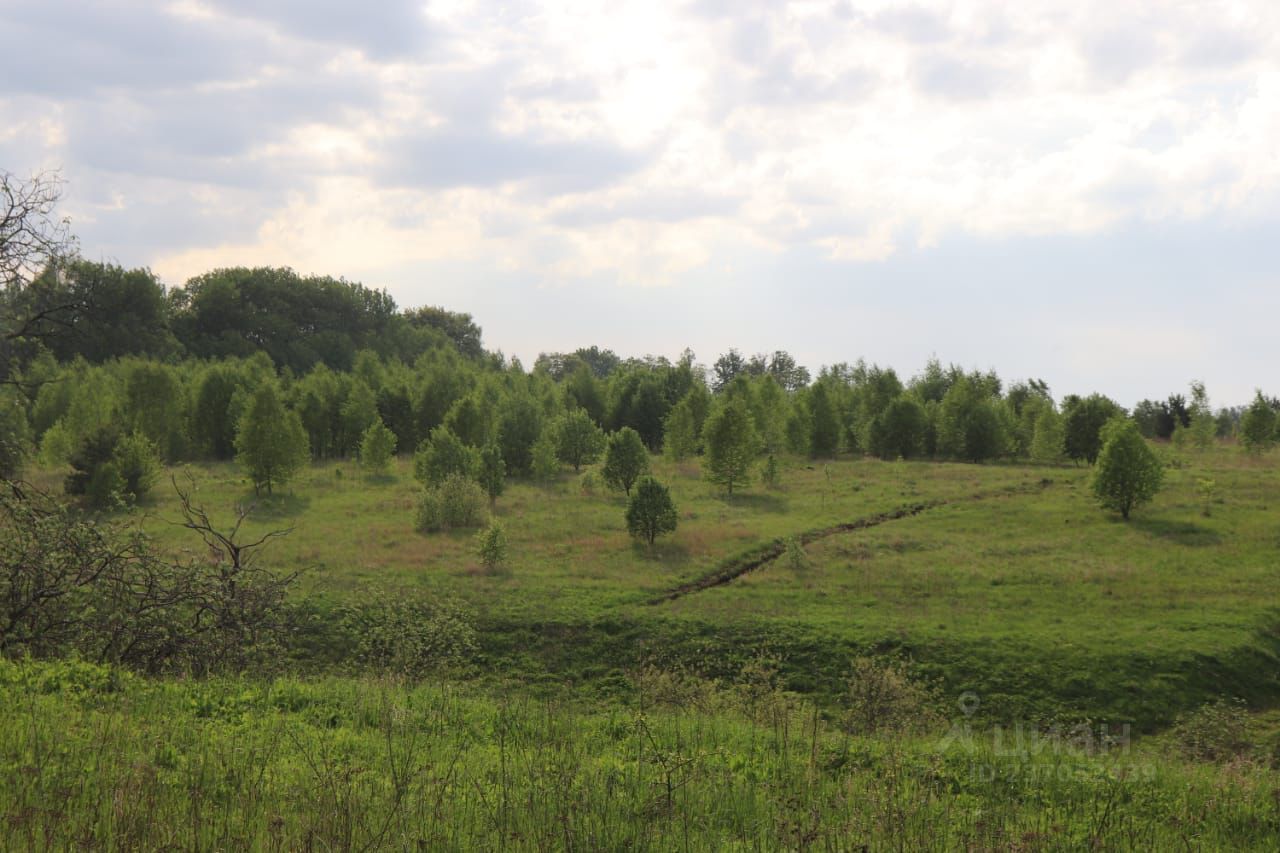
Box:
[9,442,1280,848]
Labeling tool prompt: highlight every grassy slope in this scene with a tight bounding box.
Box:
[3,658,1278,851]
[28,444,1280,727]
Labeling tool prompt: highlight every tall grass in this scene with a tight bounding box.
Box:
[1,658,1277,850]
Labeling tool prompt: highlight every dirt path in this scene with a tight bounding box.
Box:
[649,480,1052,604]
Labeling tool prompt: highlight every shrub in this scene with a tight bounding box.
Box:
[625,476,678,545]
[64,428,159,508]
[579,468,599,496]
[475,519,509,574]
[359,419,397,476]
[844,656,939,736]
[414,427,479,487]
[415,473,487,532]
[1173,698,1252,762]
[761,453,780,488]
[338,594,478,678]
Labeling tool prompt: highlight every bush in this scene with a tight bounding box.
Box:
[414,427,480,487]
[625,476,678,545]
[64,428,159,508]
[359,419,397,476]
[1173,698,1252,762]
[338,593,478,678]
[475,519,509,574]
[844,656,940,736]
[1092,417,1164,520]
[416,473,488,532]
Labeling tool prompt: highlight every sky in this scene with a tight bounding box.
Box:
[2,0,1277,407]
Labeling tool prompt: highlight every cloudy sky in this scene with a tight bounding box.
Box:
[2,0,1277,405]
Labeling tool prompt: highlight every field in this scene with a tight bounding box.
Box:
[10,444,1280,848]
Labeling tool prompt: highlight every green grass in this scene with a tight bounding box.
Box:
[3,657,1278,850]
[26,443,1280,729]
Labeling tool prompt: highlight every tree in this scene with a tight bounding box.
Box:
[497,394,543,477]
[64,427,159,507]
[1,169,78,387]
[478,442,506,507]
[868,396,927,460]
[937,378,1004,463]
[1239,391,1277,455]
[703,398,759,495]
[712,349,746,392]
[475,519,509,573]
[0,387,31,478]
[414,426,479,486]
[807,383,840,458]
[339,380,380,456]
[1092,418,1164,520]
[553,408,605,471]
[625,476,678,545]
[602,427,649,496]
[663,396,699,461]
[1063,394,1125,464]
[1187,381,1216,452]
[530,431,560,483]
[235,383,310,495]
[1030,406,1066,464]
[359,419,397,476]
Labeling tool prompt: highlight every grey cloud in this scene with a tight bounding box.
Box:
[871,6,951,44]
[0,0,270,97]
[914,56,1007,99]
[1180,28,1258,68]
[383,129,647,194]
[547,190,744,228]
[207,0,431,59]
[1082,30,1159,84]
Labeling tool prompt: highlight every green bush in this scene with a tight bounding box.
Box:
[416,473,488,532]
[338,594,478,678]
[475,519,509,574]
[1173,698,1252,762]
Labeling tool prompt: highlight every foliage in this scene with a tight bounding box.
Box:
[477,442,506,505]
[807,382,840,458]
[1239,391,1277,455]
[844,656,939,736]
[235,383,310,495]
[663,396,700,460]
[530,431,560,483]
[475,519,510,573]
[602,427,650,496]
[1172,698,1252,762]
[337,593,479,677]
[0,388,31,478]
[761,453,779,488]
[358,419,397,475]
[868,396,927,460]
[552,407,605,471]
[703,398,760,495]
[1030,406,1066,464]
[415,473,488,532]
[64,427,159,507]
[413,426,479,487]
[1063,393,1125,464]
[625,476,678,545]
[1092,418,1164,519]
[0,477,295,673]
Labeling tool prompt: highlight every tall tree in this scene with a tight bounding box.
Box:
[1063,394,1125,464]
[235,383,310,495]
[807,382,840,458]
[703,398,759,495]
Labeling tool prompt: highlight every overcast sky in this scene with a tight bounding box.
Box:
[2,0,1277,405]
